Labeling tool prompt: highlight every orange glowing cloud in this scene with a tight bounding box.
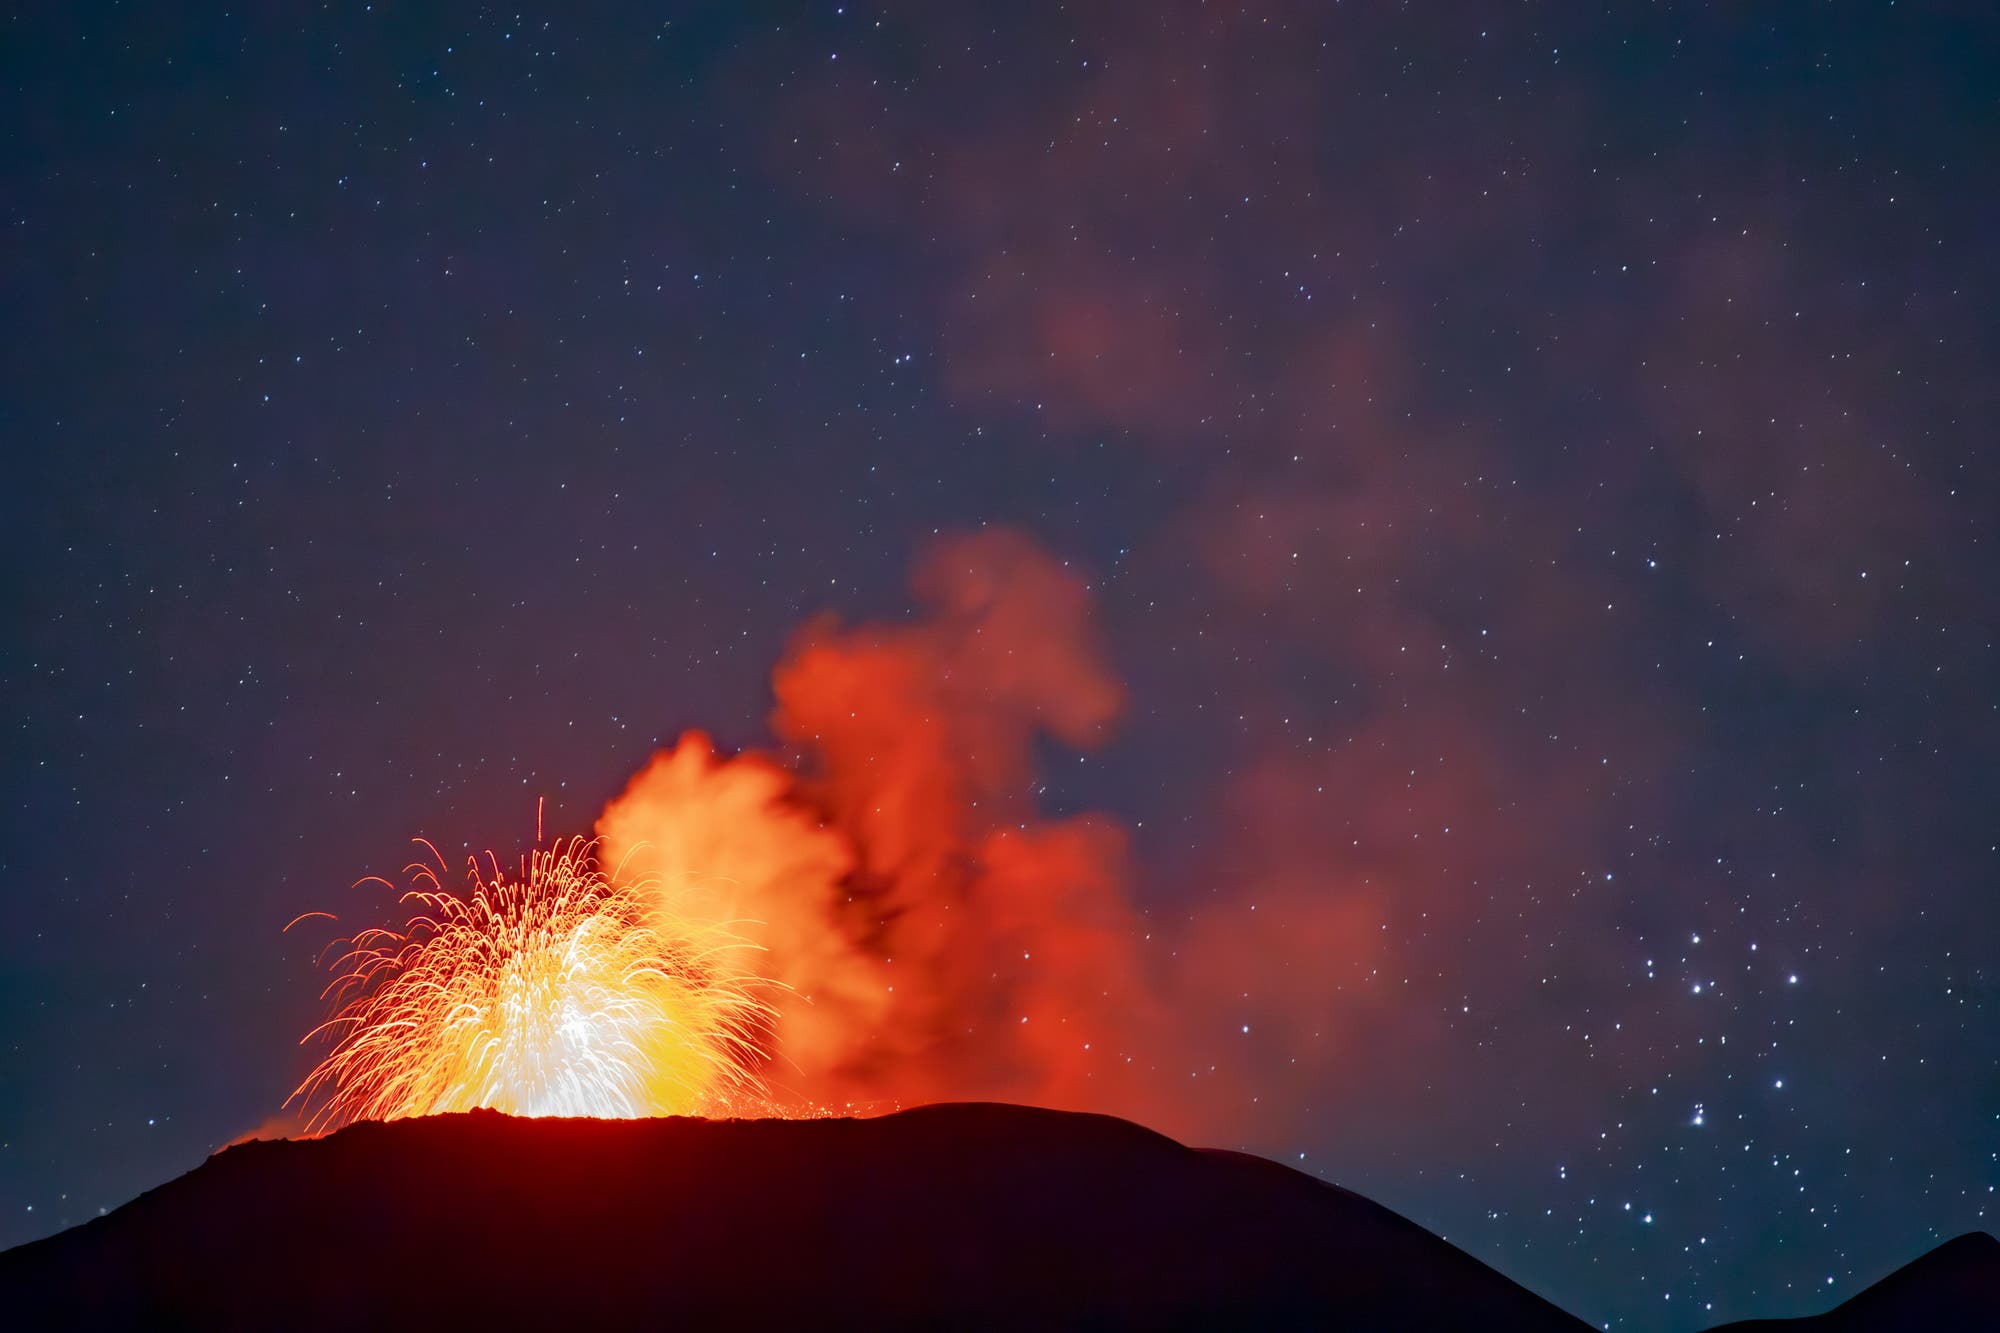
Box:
[304,527,1389,1140]
[595,530,1157,1115]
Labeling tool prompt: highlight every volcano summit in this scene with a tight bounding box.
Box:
[1,1102,1587,1331]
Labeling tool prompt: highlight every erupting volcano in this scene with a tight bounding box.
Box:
[282,532,1195,1134]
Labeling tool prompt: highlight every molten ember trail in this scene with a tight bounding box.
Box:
[291,837,771,1130]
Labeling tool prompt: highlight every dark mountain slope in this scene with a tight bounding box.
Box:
[0,1101,1588,1331]
[1707,1230,1999,1332]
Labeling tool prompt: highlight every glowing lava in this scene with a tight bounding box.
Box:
[291,836,772,1131]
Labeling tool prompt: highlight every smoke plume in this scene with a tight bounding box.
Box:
[598,530,1205,1121]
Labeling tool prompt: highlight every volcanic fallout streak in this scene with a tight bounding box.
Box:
[298,529,1330,1137]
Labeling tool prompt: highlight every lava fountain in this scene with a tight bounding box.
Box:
[289,836,773,1131]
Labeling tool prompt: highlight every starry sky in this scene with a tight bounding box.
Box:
[3,4,1996,1328]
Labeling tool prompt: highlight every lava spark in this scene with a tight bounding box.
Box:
[291,836,772,1130]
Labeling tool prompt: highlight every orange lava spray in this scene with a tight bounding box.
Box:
[290,836,773,1131]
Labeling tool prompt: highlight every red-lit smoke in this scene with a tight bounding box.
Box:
[597,530,1192,1122]
[297,528,1381,1138]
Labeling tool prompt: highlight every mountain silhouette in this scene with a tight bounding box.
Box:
[1707,1230,1999,1332]
[0,1102,1590,1331]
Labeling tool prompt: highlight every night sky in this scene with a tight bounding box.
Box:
[4,5,1996,1328]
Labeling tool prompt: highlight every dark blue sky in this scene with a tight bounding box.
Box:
[3,5,1995,1328]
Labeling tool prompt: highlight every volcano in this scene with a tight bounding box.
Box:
[0,1102,1588,1330]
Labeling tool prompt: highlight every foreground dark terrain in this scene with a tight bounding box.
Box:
[0,1102,1590,1330]
[1708,1230,2000,1332]
[2,1103,1991,1331]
